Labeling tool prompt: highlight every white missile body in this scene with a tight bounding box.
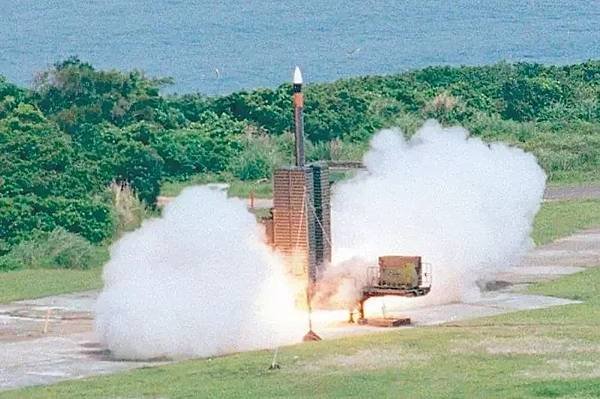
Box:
[293,66,303,85]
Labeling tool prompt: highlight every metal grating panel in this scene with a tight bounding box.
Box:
[310,163,332,276]
[272,167,317,281]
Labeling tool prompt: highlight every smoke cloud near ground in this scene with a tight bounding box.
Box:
[322,120,546,310]
[96,120,546,359]
[95,187,304,360]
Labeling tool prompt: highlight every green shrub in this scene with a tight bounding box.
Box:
[111,182,152,233]
[272,132,295,165]
[306,140,333,161]
[0,194,116,248]
[114,140,164,205]
[388,113,424,137]
[501,76,571,121]
[306,139,368,162]
[0,254,20,271]
[330,139,369,161]
[2,59,600,254]
[229,148,272,181]
[229,133,292,181]
[422,91,472,123]
[0,228,108,271]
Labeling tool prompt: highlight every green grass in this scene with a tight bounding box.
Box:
[160,173,273,198]
[227,179,273,198]
[0,268,103,303]
[532,199,600,245]
[546,170,600,185]
[546,178,600,189]
[527,267,600,303]
[159,169,356,199]
[4,265,600,398]
[160,173,223,196]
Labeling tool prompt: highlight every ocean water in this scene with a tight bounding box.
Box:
[1,0,599,94]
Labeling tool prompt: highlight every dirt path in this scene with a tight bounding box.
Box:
[544,184,600,201]
[2,227,600,392]
[0,292,167,390]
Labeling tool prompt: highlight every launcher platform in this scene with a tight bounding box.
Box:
[357,256,432,321]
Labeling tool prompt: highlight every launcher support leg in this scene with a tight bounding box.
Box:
[358,297,366,324]
[302,282,321,342]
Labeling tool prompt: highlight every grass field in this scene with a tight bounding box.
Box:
[160,171,355,199]
[3,264,600,398]
[0,268,103,303]
[160,174,273,198]
[546,171,600,186]
[532,199,600,245]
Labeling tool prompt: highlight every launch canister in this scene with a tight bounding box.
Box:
[293,66,305,167]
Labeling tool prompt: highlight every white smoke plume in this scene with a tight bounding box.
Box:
[95,187,304,360]
[322,120,546,309]
[96,120,546,359]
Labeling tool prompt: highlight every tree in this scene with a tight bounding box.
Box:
[33,57,180,130]
[0,103,116,247]
[501,77,570,121]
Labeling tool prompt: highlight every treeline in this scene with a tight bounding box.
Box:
[1,58,599,269]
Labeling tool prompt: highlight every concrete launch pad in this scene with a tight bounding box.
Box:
[1,227,600,392]
[358,317,412,327]
[0,291,169,391]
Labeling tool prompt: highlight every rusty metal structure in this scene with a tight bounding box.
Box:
[272,167,317,279]
[311,163,331,271]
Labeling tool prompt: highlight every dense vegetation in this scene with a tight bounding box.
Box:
[1,58,599,270]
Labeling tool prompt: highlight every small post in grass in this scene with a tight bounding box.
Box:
[43,308,52,334]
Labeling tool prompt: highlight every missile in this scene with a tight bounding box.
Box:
[293,66,305,167]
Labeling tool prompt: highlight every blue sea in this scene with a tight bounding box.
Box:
[1,0,599,94]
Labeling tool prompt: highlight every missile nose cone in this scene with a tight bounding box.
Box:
[293,66,303,84]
